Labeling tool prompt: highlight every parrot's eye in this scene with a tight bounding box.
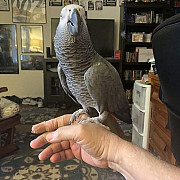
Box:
[69,9,71,12]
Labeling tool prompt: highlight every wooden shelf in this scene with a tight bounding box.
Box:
[126,23,158,28]
[44,57,58,62]
[126,2,170,9]
[123,62,151,70]
[125,42,152,46]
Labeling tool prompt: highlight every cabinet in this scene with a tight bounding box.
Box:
[43,58,76,107]
[148,72,177,165]
[132,80,151,149]
[120,1,172,103]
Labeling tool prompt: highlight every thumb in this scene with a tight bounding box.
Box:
[46,124,80,143]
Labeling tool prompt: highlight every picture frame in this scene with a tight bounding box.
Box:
[88,1,94,10]
[95,1,103,10]
[135,15,147,23]
[72,0,79,5]
[0,0,9,11]
[12,0,46,23]
[132,33,144,42]
[0,25,19,74]
[21,25,44,53]
[20,55,43,70]
[103,0,116,6]
[49,0,62,6]
[63,0,72,6]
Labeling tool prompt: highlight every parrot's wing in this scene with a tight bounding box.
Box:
[58,63,78,104]
[84,59,131,124]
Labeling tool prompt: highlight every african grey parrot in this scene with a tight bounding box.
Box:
[54,4,131,127]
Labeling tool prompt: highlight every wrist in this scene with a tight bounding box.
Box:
[106,133,125,164]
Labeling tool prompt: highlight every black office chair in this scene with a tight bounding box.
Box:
[152,13,180,164]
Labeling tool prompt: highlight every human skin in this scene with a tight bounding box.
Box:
[30,114,180,180]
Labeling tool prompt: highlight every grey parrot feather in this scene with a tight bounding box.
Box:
[54,4,131,124]
[84,53,131,123]
[58,64,78,103]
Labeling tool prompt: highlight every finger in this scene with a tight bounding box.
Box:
[46,124,81,143]
[30,132,49,149]
[50,149,75,163]
[38,141,70,161]
[31,114,72,134]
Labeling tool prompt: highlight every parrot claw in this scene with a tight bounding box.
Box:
[69,109,89,125]
[78,117,110,130]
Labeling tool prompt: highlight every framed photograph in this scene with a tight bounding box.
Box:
[135,15,147,23]
[95,1,103,10]
[21,26,43,53]
[49,0,62,6]
[88,1,94,10]
[0,0,9,11]
[0,25,18,74]
[132,33,144,42]
[21,55,43,70]
[12,0,46,23]
[103,0,116,6]
[72,0,79,5]
[64,0,72,6]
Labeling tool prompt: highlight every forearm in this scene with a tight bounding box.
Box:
[108,138,180,180]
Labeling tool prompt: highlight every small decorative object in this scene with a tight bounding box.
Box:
[49,0,62,6]
[21,55,43,70]
[114,50,121,60]
[143,33,152,42]
[12,0,46,23]
[21,26,43,53]
[0,0,9,11]
[0,25,18,74]
[103,0,116,6]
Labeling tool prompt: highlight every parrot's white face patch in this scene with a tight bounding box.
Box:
[59,4,86,27]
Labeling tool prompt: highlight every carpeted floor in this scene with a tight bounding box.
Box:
[0,105,131,180]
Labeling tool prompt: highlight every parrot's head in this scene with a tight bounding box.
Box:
[57,4,87,37]
[54,4,95,62]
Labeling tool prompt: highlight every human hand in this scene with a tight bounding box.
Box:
[30,114,121,168]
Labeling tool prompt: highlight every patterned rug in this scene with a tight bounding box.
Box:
[19,105,59,125]
[0,105,127,180]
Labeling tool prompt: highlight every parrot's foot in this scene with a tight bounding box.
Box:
[78,117,110,130]
[69,109,90,125]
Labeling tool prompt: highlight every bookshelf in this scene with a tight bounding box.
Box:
[120,0,173,103]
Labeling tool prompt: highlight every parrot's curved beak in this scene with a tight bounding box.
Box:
[68,9,82,36]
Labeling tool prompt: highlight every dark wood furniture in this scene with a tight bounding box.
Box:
[148,73,177,165]
[120,1,173,103]
[0,87,21,156]
[43,58,78,107]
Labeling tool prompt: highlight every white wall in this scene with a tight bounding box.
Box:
[0,1,121,98]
